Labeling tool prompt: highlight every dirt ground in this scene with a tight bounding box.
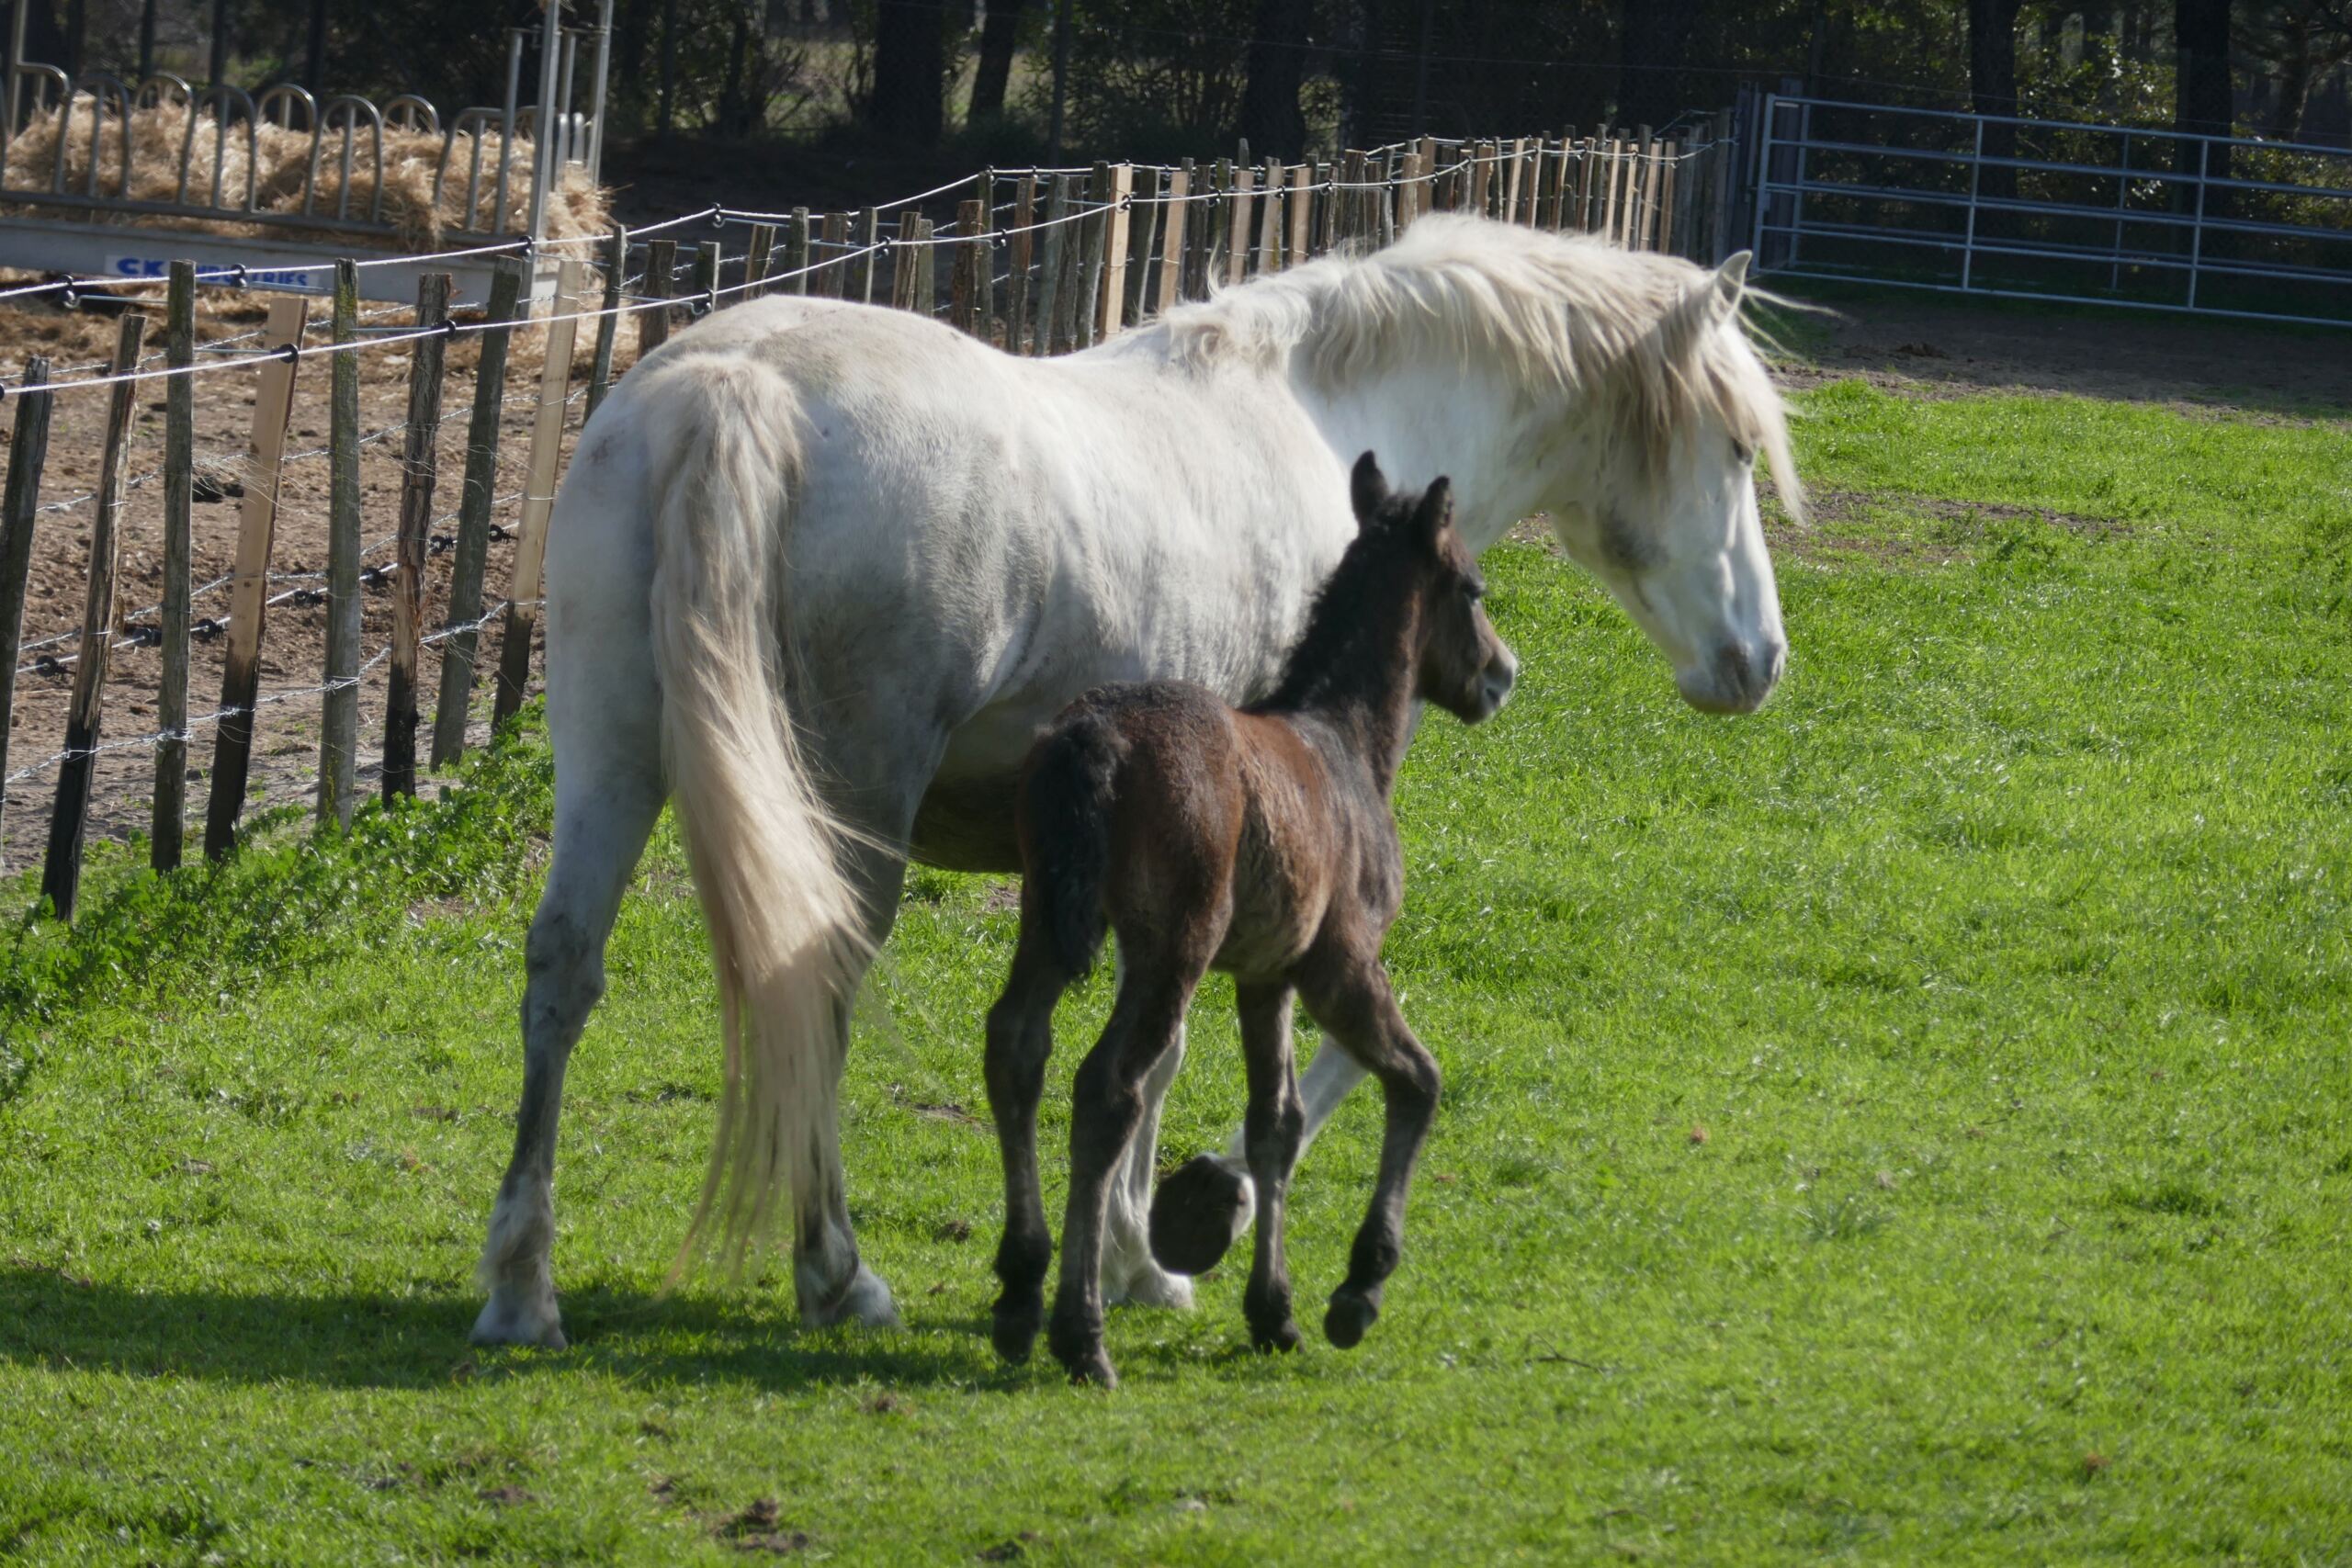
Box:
[0,288,605,874]
[1769,288,2352,420]
[1,265,2345,878]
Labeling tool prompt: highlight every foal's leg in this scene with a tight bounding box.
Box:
[1047,959,1204,1387]
[984,919,1070,1363]
[1236,982,1305,1352]
[1297,950,1442,1351]
[473,733,663,1348]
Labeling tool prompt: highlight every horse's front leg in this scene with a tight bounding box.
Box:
[1147,1032,1369,1278]
[1297,947,1441,1351]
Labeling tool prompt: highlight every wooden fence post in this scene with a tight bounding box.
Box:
[319,262,362,829]
[1286,163,1312,264]
[1155,163,1190,312]
[786,207,812,294]
[201,295,306,859]
[585,223,625,417]
[379,272,453,804]
[851,209,880,302]
[1097,163,1134,337]
[495,256,584,728]
[1034,175,1070,355]
[430,255,528,769]
[912,218,936,316]
[1254,158,1283,272]
[1123,166,1161,325]
[1007,175,1036,351]
[0,358,51,858]
[41,312,146,917]
[744,222,776,298]
[818,210,848,299]
[951,197,983,334]
[691,242,720,316]
[1659,141,1682,256]
[973,197,998,342]
[152,261,195,870]
[1227,161,1256,283]
[639,236,676,355]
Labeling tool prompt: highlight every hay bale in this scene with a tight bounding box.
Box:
[3,96,611,250]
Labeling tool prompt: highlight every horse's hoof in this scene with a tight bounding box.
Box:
[470,1292,567,1349]
[991,1297,1044,1364]
[1059,1348,1120,1389]
[1251,1316,1303,1354]
[1104,1258,1194,1311]
[1324,1288,1380,1350]
[1149,1154,1254,1277]
[801,1262,901,1329]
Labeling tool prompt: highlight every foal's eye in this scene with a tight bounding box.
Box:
[1460,581,1484,604]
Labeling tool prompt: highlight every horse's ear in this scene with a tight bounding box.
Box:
[1709,252,1751,322]
[1351,451,1390,530]
[1413,477,1453,551]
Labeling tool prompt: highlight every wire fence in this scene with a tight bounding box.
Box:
[0,122,1739,918]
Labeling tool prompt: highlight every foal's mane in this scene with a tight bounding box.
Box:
[1253,495,1439,718]
[1155,214,1804,519]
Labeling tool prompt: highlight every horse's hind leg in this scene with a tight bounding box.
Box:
[1102,996,1196,1311]
[1236,982,1304,1352]
[984,918,1071,1363]
[1296,949,1442,1351]
[473,732,663,1348]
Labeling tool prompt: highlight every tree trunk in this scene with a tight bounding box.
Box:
[1968,0,2026,199]
[869,0,944,145]
[1618,0,1699,131]
[2175,0,2233,205]
[1238,0,1312,159]
[970,0,1026,122]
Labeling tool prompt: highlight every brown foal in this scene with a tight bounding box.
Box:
[983,454,1519,1387]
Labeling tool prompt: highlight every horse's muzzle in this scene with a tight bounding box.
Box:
[1677,636,1785,716]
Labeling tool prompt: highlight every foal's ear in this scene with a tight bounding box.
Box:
[1413,476,1453,551]
[1351,451,1390,529]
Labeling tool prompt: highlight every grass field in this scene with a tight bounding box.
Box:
[3,374,2350,1564]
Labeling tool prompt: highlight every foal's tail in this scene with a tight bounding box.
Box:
[1022,711,1122,978]
[644,356,870,1280]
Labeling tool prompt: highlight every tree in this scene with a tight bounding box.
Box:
[1237,0,1312,158]
[868,0,947,145]
[2176,0,2234,193]
[1968,0,2026,197]
[1617,0,1701,131]
[971,0,1028,122]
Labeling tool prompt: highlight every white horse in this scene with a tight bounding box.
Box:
[471,214,1801,1348]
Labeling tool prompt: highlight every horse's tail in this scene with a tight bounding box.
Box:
[1020,709,1121,978]
[644,355,870,1281]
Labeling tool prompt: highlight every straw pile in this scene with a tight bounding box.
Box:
[2,96,611,248]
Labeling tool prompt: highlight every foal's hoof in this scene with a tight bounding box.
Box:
[469,1292,567,1349]
[1324,1287,1382,1350]
[1250,1316,1303,1355]
[1149,1154,1254,1277]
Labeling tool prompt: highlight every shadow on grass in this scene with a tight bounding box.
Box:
[0,1268,1033,1392]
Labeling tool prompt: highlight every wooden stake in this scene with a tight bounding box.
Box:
[430,255,528,770]
[818,210,848,299]
[786,207,812,294]
[1287,163,1312,263]
[152,262,195,870]
[1097,162,1134,337]
[1155,163,1190,312]
[1034,175,1070,355]
[494,257,582,728]
[744,222,776,296]
[42,312,146,916]
[585,223,625,417]
[639,236,676,355]
[851,209,880,303]
[951,197,984,334]
[319,262,363,829]
[1254,157,1282,272]
[913,217,936,317]
[1227,162,1256,283]
[1125,165,1161,325]
[378,272,452,804]
[691,241,720,315]
[1008,175,1037,351]
[200,295,305,859]
[0,358,52,860]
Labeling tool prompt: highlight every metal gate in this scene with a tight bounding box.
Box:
[1747,92,2352,328]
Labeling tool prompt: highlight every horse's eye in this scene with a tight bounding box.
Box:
[1732,439,1755,465]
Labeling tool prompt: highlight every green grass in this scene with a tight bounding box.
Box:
[5,381,2351,1563]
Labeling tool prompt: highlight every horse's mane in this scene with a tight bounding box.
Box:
[1155,214,1804,520]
